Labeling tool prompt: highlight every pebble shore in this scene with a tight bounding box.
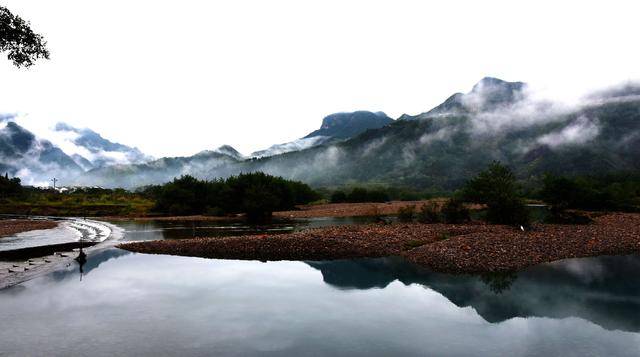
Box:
[119,213,640,273]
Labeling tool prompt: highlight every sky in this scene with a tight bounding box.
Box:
[1,0,640,157]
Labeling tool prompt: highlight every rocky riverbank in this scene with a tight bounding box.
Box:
[119,213,640,273]
[0,219,58,238]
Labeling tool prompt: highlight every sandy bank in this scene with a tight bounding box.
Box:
[119,213,640,273]
[0,219,58,238]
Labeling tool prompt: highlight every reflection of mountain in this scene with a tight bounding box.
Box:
[306,255,640,332]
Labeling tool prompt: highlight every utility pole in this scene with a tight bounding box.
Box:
[51,177,58,190]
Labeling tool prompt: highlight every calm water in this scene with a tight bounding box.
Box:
[1,220,640,356]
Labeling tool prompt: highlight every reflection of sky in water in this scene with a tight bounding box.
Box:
[111,216,377,241]
[1,250,640,356]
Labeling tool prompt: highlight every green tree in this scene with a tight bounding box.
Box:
[330,190,347,203]
[1,6,49,67]
[152,172,319,222]
[0,173,22,199]
[461,161,529,226]
[440,198,470,224]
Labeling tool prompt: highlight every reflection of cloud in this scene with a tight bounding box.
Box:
[550,258,605,284]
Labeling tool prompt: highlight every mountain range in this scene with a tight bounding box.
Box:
[2,77,640,189]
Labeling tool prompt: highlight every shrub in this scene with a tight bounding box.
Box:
[441,198,470,224]
[0,173,22,199]
[397,205,416,222]
[330,190,347,203]
[417,202,440,223]
[540,173,640,212]
[153,172,320,222]
[404,240,425,250]
[461,161,530,226]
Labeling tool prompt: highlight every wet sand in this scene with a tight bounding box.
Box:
[0,219,58,238]
[119,213,640,273]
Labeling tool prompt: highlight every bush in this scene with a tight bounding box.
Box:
[540,173,640,212]
[347,188,388,203]
[397,205,416,222]
[461,161,530,226]
[153,172,320,222]
[417,202,440,223]
[441,198,470,224]
[0,173,22,199]
[330,190,347,203]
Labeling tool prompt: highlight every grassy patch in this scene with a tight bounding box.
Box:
[437,232,451,241]
[403,239,426,250]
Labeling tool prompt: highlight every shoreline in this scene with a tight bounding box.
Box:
[0,219,124,290]
[99,200,449,221]
[119,213,640,273]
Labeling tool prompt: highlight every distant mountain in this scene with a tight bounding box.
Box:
[8,78,640,190]
[250,136,332,158]
[400,77,527,120]
[53,123,151,168]
[251,111,393,158]
[0,120,83,185]
[225,78,640,190]
[80,145,242,187]
[211,145,244,161]
[304,111,394,139]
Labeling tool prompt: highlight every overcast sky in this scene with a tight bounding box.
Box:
[1,0,639,157]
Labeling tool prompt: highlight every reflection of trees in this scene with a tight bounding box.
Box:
[305,255,640,332]
[480,271,518,294]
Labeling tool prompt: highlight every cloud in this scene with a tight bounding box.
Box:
[251,136,331,158]
[537,115,600,148]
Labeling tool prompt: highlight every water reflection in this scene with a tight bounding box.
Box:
[111,216,378,241]
[1,251,640,356]
[306,255,640,332]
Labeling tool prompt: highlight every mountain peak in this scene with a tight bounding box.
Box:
[305,111,393,139]
[53,122,150,167]
[407,77,528,118]
[215,145,244,160]
[471,76,526,94]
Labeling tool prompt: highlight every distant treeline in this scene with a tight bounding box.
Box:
[326,186,439,203]
[539,172,640,212]
[0,175,153,216]
[2,167,639,221]
[139,172,321,221]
